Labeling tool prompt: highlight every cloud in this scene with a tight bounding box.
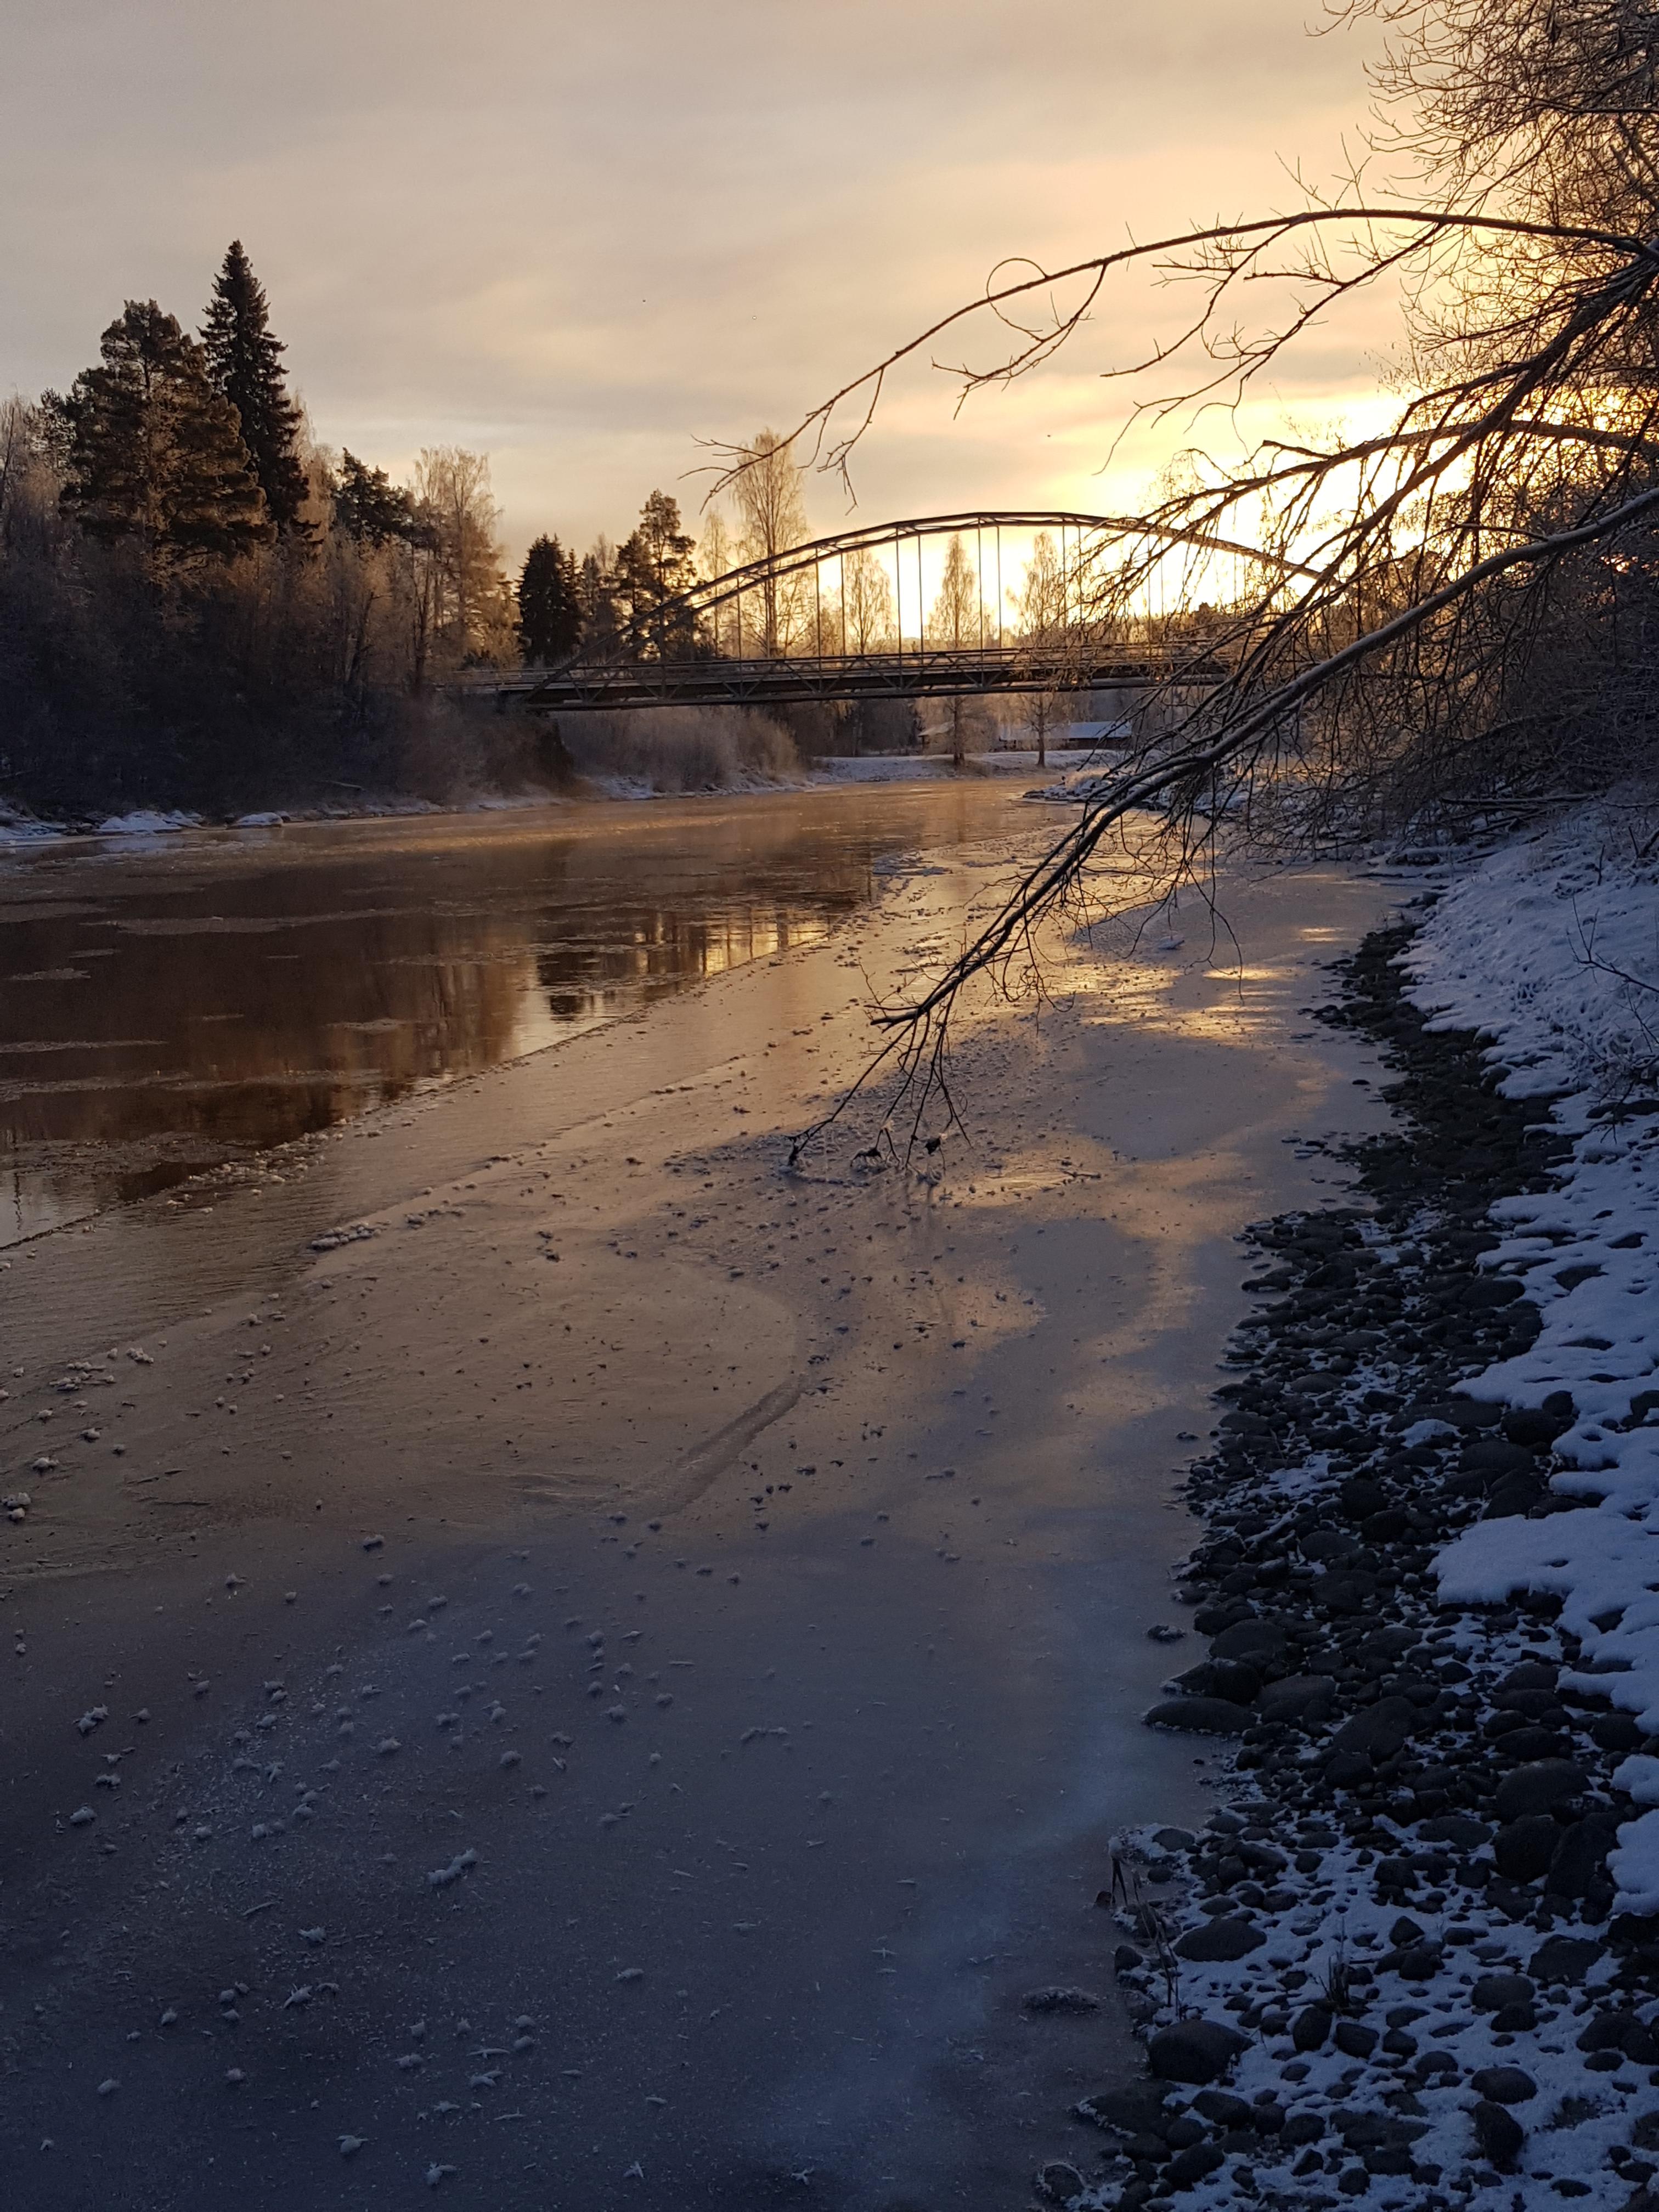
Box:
[0,0,1396,556]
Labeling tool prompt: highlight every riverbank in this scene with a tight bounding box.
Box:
[0,748,1114,846]
[0,803,1392,2211]
[1088,805,1659,2211]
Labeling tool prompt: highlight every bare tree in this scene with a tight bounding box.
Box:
[411,446,511,668]
[1013,529,1070,768]
[838,543,896,654]
[925,533,981,767]
[749,0,1659,1161]
[728,428,810,656]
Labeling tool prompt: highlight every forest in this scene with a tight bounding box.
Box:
[0,246,893,817]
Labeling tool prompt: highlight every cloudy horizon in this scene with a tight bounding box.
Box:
[3,0,1395,561]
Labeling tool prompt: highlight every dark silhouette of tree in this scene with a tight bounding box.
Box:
[576,539,623,657]
[611,490,699,658]
[332,449,422,546]
[517,534,582,663]
[201,241,310,533]
[57,300,270,567]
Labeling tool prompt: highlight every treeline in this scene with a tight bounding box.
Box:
[0,244,812,815]
[0,243,546,812]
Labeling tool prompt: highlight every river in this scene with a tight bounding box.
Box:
[0,789,1391,2210]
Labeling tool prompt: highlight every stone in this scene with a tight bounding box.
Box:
[1148,2018,1250,2084]
[1077,2081,1169,2136]
[1173,1660,1261,1704]
[1144,1697,1251,1736]
[1334,2020,1378,2059]
[1257,1675,1338,1726]
[1325,1750,1373,1789]
[1175,1918,1265,1962]
[1193,2090,1251,2128]
[1528,1934,1604,1985]
[1417,1814,1492,1848]
[1210,1619,1290,1667]
[1022,1987,1103,2014]
[1578,2012,1659,2063]
[1462,1437,1534,1479]
[1282,2112,1324,2147]
[1592,1712,1644,1753]
[1545,1810,1621,1899]
[1338,1477,1388,1521]
[1472,2100,1525,2170]
[1493,1815,1560,1883]
[1471,1974,1535,2014]
[1291,2004,1333,2052]
[1166,2143,1224,2188]
[1392,1943,1443,1981]
[1494,1759,1587,1820]
[1301,1529,1360,1562]
[1330,1695,1419,1759]
[1471,2066,1537,2104]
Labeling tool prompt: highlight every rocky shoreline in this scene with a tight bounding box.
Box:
[1065,901,1659,2210]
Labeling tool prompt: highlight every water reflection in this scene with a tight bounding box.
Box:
[0,786,1015,1243]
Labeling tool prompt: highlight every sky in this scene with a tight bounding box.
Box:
[1,1,1401,561]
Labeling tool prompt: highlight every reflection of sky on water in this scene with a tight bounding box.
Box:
[0,787,1015,1244]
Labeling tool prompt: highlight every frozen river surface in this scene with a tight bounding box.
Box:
[0,792,1389,2210]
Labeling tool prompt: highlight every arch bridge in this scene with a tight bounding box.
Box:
[465,511,1239,712]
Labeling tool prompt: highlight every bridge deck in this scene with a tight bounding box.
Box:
[462,645,1226,713]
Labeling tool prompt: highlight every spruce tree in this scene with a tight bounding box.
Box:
[334,449,421,546]
[516,534,582,663]
[611,490,698,658]
[201,241,309,533]
[60,300,270,565]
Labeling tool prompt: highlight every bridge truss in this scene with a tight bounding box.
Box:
[461,511,1238,713]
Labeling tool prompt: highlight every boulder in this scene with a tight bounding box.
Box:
[1528,1935,1604,1985]
[1210,1618,1291,1667]
[1494,1759,1587,1820]
[1172,1659,1261,1704]
[1330,1695,1419,1759]
[1472,2101,1525,2171]
[1493,1815,1560,1883]
[1545,1810,1620,1899]
[1075,2081,1169,2136]
[1148,2018,1250,2084]
[1144,1697,1250,1737]
[1166,2143,1225,2188]
[1417,1814,1492,1849]
[1472,1974,1536,2014]
[1257,1675,1338,1726]
[1471,2066,1537,2104]
[1175,1918,1265,1963]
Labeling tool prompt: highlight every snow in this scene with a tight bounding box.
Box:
[95,808,204,835]
[1402,802,1659,1915]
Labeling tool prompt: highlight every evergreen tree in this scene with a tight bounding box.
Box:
[201,241,309,533]
[516,535,582,663]
[333,449,422,546]
[575,541,623,658]
[611,490,699,658]
[59,300,270,565]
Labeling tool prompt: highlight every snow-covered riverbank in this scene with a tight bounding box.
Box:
[1085,806,1659,2212]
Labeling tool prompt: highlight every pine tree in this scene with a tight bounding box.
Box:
[60,300,270,566]
[611,490,698,658]
[333,449,422,546]
[516,535,582,663]
[201,241,309,533]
